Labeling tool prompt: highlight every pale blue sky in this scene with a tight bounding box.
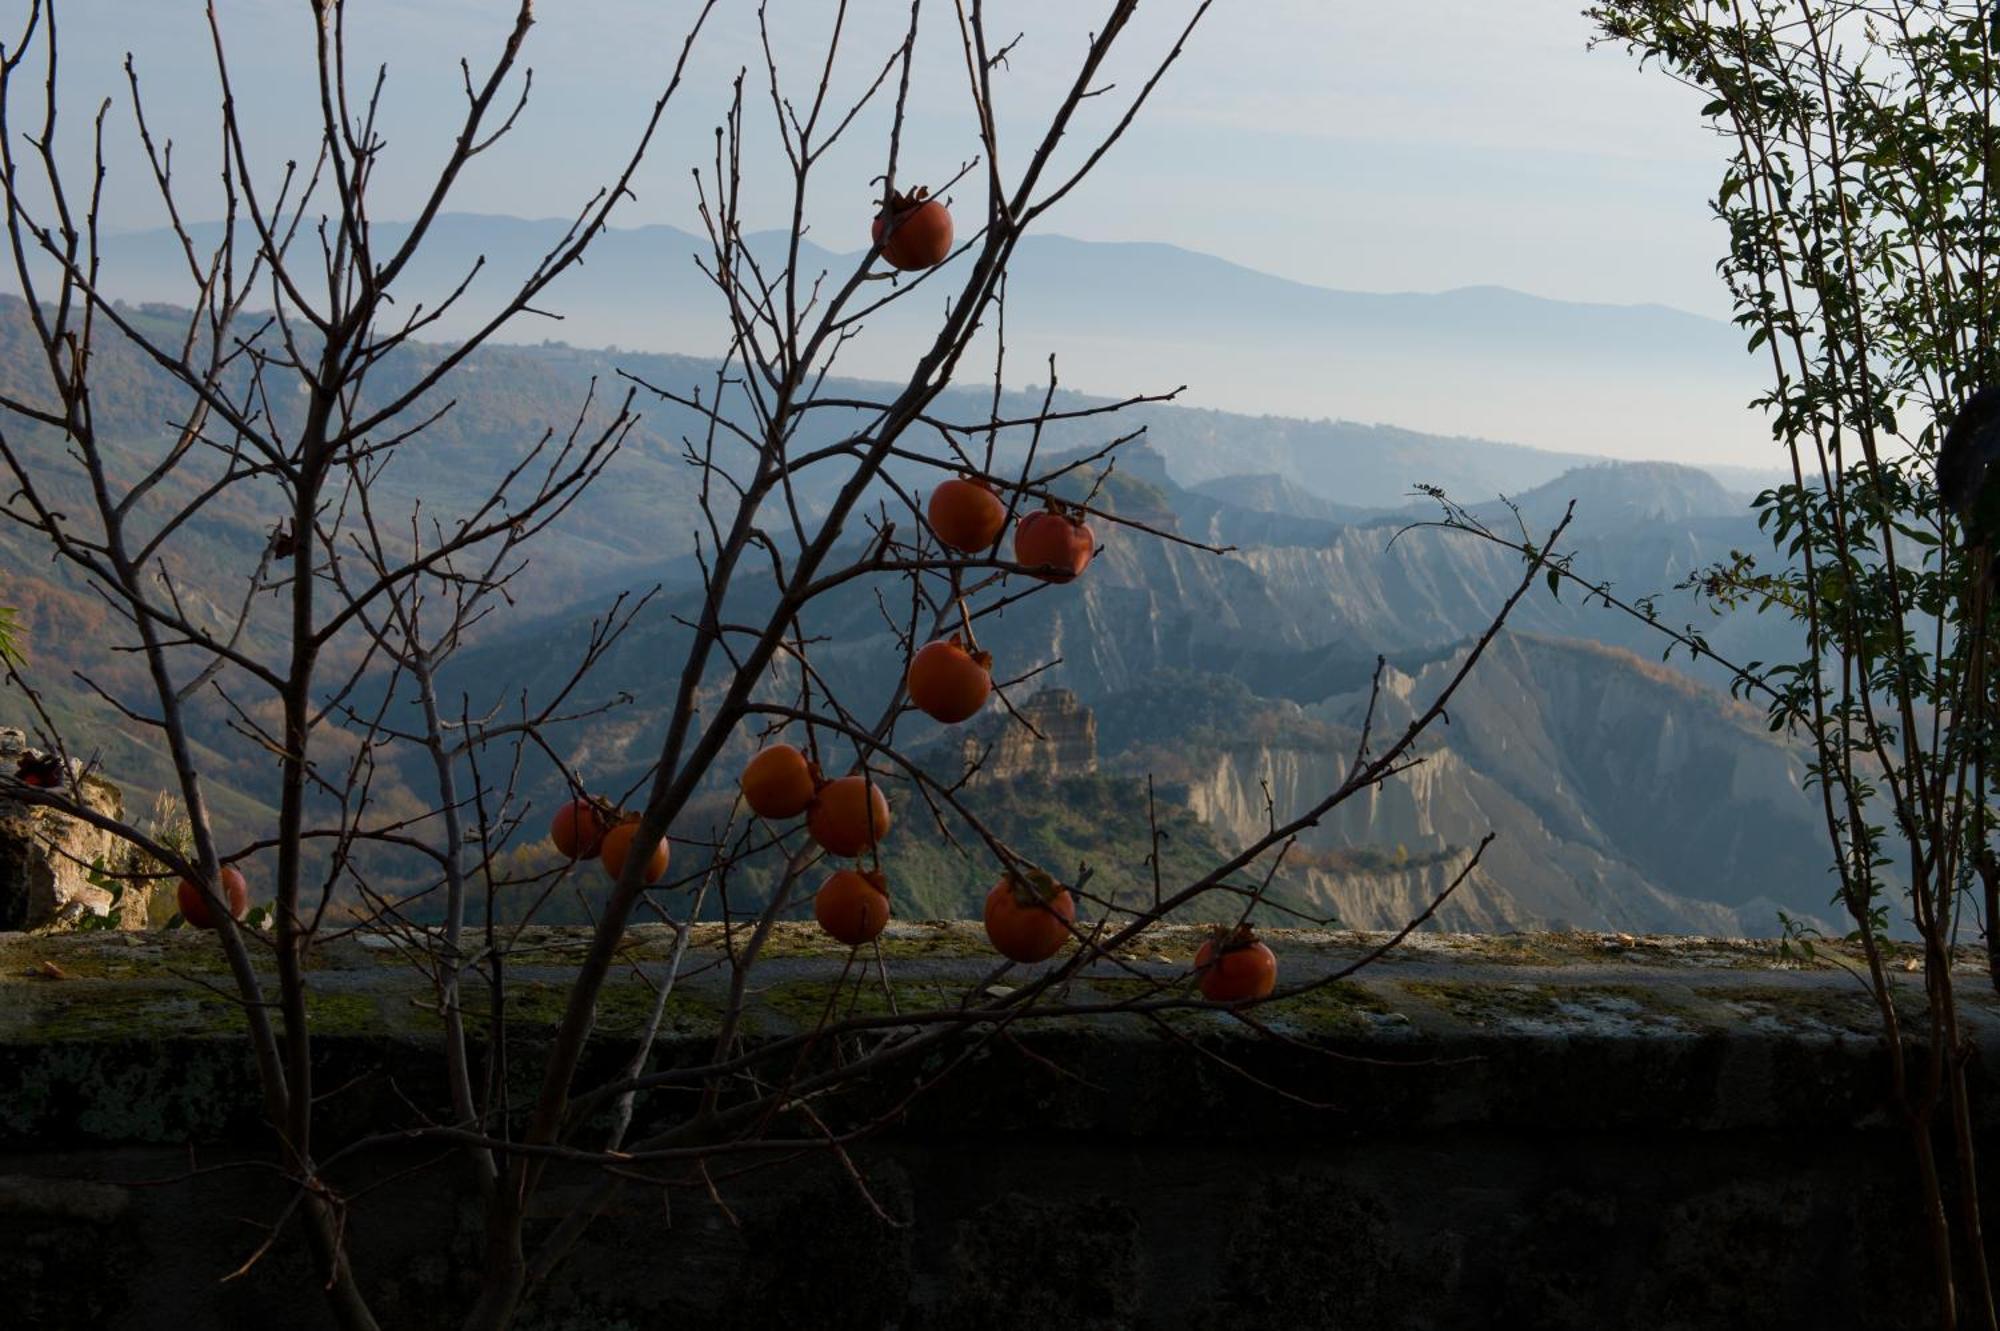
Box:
[10,2,1777,462]
[40,1,1729,314]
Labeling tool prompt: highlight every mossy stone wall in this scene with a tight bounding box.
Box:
[2,924,1992,1328]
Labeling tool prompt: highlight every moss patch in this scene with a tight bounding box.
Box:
[304,989,386,1036]
[18,985,246,1042]
[1401,980,1692,1034]
[458,980,718,1037]
[1261,980,1398,1033]
[1704,985,1888,1038]
[1077,974,1189,1006]
[6,963,723,1048]
[752,976,902,1031]
[2,931,285,981]
[1406,980,1561,1022]
[875,926,1002,962]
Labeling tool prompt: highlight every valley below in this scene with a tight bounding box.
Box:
[0,289,1835,938]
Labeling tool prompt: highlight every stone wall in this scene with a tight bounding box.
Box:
[0,925,1992,1329]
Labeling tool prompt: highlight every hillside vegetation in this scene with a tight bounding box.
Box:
[0,298,1821,933]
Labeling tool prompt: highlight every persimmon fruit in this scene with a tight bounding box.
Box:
[177,865,249,930]
[1195,926,1278,1002]
[550,798,610,860]
[1013,507,1094,583]
[600,819,669,885]
[741,744,819,820]
[983,870,1076,964]
[814,867,892,945]
[14,753,62,788]
[807,774,892,858]
[907,637,992,724]
[873,189,953,271]
[927,477,1008,553]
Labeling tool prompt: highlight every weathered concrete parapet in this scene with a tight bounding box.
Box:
[0,730,134,931]
[1,924,1994,1328]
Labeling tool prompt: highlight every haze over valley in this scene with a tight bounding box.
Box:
[72,214,1774,468]
[0,260,1822,936]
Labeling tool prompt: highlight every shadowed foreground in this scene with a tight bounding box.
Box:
[2,924,1992,1329]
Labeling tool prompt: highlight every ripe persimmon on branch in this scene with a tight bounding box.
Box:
[0,3,1540,1327]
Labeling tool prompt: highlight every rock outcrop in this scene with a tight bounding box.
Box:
[956,688,1097,785]
[1153,631,1827,937]
[0,729,133,930]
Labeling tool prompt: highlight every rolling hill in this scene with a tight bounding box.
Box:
[0,295,1827,934]
[426,443,1822,934]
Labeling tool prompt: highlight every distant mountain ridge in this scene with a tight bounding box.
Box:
[54,211,1777,464]
[1191,473,1365,522]
[1461,459,1746,533]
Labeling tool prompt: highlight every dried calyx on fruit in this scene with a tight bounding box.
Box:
[1012,502,1094,583]
[983,866,1076,964]
[1193,923,1278,1002]
[872,185,954,271]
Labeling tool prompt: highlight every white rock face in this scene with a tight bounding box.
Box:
[1158,632,1831,937]
[956,688,1098,785]
[0,730,133,931]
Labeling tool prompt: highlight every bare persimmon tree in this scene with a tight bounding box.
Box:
[0,2,1548,1326]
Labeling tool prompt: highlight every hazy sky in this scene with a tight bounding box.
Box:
[6,2,1779,463]
[35,1,1731,313]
